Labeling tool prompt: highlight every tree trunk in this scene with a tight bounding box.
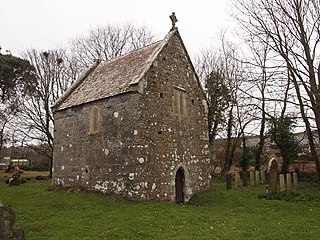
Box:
[281,155,290,174]
[255,116,265,171]
[241,134,249,171]
[292,72,320,180]
[222,108,234,175]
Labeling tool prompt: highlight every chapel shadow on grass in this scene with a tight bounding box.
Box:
[187,184,218,206]
[188,192,213,206]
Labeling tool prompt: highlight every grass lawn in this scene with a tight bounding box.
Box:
[1,173,320,240]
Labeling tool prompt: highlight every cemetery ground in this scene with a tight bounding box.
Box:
[1,171,320,240]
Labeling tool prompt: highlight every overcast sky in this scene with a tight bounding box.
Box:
[0,0,236,57]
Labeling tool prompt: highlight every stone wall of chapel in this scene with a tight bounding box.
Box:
[53,33,212,201]
[135,33,212,201]
[53,93,146,198]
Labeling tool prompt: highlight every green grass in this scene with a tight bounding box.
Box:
[1,179,320,240]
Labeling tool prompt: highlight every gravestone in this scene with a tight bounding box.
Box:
[261,170,265,184]
[234,173,241,187]
[8,171,21,186]
[241,172,248,187]
[293,172,298,188]
[279,174,285,192]
[9,178,20,186]
[255,171,260,185]
[286,173,292,189]
[0,205,25,240]
[250,171,255,186]
[266,158,278,194]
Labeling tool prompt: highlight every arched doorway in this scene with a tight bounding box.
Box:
[175,167,185,203]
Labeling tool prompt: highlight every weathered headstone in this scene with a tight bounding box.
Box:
[9,178,20,186]
[266,158,278,194]
[260,170,265,184]
[279,174,285,192]
[226,173,232,190]
[293,172,298,188]
[241,172,248,187]
[8,171,21,186]
[250,171,255,186]
[234,173,241,187]
[286,173,292,190]
[255,171,260,185]
[0,205,25,240]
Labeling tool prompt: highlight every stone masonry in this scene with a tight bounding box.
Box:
[52,27,212,202]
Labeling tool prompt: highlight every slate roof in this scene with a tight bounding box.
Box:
[53,29,177,111]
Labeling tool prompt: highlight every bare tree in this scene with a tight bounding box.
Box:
[194,41,233,174]
[17,49,78,176]
[195,32,254,175]
[234,0,320,177]
[222,73,255,175]
[69,22,157,71]
[240,35,285,170]
[194,50,231,146]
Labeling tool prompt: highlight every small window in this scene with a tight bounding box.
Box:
[89,105,100,134]
[173,88,187,118]
[180,92,186,115]
[174,90,179,114]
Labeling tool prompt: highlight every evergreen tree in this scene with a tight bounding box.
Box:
[268,117,302,173]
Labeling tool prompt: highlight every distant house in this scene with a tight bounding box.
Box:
[0,157,9,170]
[294,131,320,153]
[3,156,10,164]
[215,131,320,158]
[10,159,29,166]
[0,163,6,170]
[52,24,212,202]
[245,131,320,155]
[0,157,29,170]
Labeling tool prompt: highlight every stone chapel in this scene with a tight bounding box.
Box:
[52,18,212,202]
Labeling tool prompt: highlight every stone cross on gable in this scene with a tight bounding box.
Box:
[170,12,178,28]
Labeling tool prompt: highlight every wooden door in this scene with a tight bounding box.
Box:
[175,168,185,203]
